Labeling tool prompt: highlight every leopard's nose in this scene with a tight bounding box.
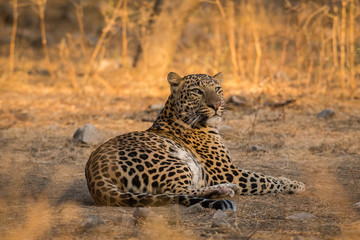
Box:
[206,91,221,111]
[208,102,221,111]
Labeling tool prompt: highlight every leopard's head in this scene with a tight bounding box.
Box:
[167,72,224,127]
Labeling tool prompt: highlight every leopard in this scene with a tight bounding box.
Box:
[85,72,305,211]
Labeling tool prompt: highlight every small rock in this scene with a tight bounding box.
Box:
[207,233,225,240]
[292,235,305,240]
[353,202,360,209]
[73,124,105,145]
[226,95,247,106]
[319,224,341,237]
[286,212,315,220]
[251,145,267,152]
[211,209,231,228]
[148,104,164,111]
[84,215,105,229]
[264,99,296,108]
[185,203,204,213]
[317,109,335,119]
[14,112,33,121]
[28,67,50,76]
[211,219,231,228]
[212,209,227,220]
[132,207,152,225]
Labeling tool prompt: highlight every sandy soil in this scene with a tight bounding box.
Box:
[0,84,360,239]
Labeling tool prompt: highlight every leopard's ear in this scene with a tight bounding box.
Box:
[167,72,183,85]
[213,72,223,84]
[167,72,183,93]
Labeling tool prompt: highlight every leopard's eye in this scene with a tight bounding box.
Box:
[191,88,203,95]
[215,87,221,92]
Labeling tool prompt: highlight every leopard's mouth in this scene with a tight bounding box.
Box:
[203,106,222,117]
[195,105,223,126]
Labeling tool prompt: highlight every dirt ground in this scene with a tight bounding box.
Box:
[0,80,360,239]
[1,0,359,238]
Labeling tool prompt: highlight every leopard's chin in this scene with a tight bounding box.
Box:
[206,115,222,127]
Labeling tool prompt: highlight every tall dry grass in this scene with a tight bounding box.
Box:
[1,0,359,96]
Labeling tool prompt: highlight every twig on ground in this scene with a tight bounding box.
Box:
[245,221,265,240]
[245,95,262,152]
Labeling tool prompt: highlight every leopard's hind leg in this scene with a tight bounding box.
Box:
[87,179,237,211]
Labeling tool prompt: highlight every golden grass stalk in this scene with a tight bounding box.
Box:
[247,2,262,85]
[306,60,314,89]
[59,37,78,91]
[340,0,347,92]
[91,46,115,92]
[213,20,221,71]
[251,22,261,86]
[122,0,128,68]
[325,5,339,72]
[317,30,325,92]
[278,40,289,75]
[302,5,329,31]
[295,32,303,81]
[237,29,246,80]
[215,0,239,80]
[73,0,89,61]
[139,5,148,70]
[35,0,55,80]
[326,6,339,68]
[349,0,356,93]
[83,0,123,85]
[9,0,18,78]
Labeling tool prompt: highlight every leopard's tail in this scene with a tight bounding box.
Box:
[235,169,305,195]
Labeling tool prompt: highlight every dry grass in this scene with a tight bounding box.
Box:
[0,0,359,239]
[1,0,359,96]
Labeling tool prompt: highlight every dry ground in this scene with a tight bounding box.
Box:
[0,77,359,240]
[1,0,359,238]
